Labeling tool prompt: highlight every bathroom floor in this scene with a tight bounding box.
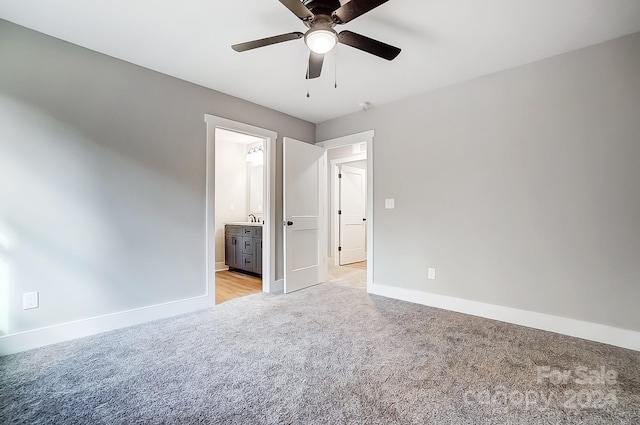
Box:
[215,270,262,305]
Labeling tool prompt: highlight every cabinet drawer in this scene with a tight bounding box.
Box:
[225,225,242,236]
[252,227,262,237]
[242,227,253,236]
[241,254,253,270]
[242,237,253,254]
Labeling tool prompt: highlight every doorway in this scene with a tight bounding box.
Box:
[316,131,374,290]
[280,137,368,294]
[214,128,265,304]
[338,163,367,265]
[204,115,277,305]
[334,159,367,266]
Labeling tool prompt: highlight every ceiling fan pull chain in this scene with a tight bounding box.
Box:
[306,65,311,98]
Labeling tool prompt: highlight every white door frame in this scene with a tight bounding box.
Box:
[316,130,374,289]
[330,154,366,266]
[204,114,277,295]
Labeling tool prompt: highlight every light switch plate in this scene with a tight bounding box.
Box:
[428,268,436,280]
[385,198,395,209]
[23,292,39,310]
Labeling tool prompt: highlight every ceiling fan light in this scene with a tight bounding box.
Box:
[305,29,337,54]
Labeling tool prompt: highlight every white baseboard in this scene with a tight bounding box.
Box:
[368,283,640,352]
[271,279,284,293]
[0,294,214,356]
[215,262,228,272]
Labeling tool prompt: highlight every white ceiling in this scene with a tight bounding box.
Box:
[1,1,639,124]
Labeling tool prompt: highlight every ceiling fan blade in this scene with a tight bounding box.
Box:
[306,52,324,79]
[232,32,304,52]
[338,30,401,60]
[279,0,314,21]
[332,0,389,24]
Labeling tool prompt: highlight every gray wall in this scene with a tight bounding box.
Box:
[0,20,314,334]
[317,32,640,331]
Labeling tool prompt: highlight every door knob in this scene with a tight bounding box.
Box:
[284,221,294,226]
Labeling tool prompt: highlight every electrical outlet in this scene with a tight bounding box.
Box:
[23,292,39,310]
[428,268,436,280]
[385,198,395,209]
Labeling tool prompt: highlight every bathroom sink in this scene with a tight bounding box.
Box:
[225,221,262,226]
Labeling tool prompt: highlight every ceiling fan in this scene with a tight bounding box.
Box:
[232,0,401,79]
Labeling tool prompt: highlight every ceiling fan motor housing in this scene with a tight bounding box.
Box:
[303,0,342,27]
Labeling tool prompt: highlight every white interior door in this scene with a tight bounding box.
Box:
[339,165,367,265]
[283,137,327,293]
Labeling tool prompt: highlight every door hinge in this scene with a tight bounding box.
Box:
[338,246,342,251]
[338,173,342,178]
[338,210,342,215]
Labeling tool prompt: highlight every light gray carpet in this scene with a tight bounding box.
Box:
[1,266,639,424]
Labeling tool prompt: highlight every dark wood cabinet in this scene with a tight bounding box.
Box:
[253,238,262,273]
[224,226,243,269]
[225,224,262,276]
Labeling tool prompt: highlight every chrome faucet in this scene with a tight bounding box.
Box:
[248,214,257,223]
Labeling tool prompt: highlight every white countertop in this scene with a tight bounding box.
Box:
[225,222,263,226]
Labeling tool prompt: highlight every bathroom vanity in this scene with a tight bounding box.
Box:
[224,223,262,276]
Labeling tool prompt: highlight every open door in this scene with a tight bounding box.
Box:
[339,165,367,265]
[283,137,328,293]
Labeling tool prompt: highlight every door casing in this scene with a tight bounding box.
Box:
[204,114,277,296]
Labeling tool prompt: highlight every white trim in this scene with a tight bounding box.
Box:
[204,115,277,294]
[317,131,374,289]
[215,262,229,272]
[332,162,339,266]
[0,295,212,355]
[316,130,374,150]
[368,283,640,352]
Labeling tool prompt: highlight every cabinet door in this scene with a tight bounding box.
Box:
[253,237,262,274]
[233,236,243,268]
[225,235,238,268]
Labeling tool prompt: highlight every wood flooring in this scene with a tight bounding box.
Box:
[342,261,367,270]
[215,270,262,304]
